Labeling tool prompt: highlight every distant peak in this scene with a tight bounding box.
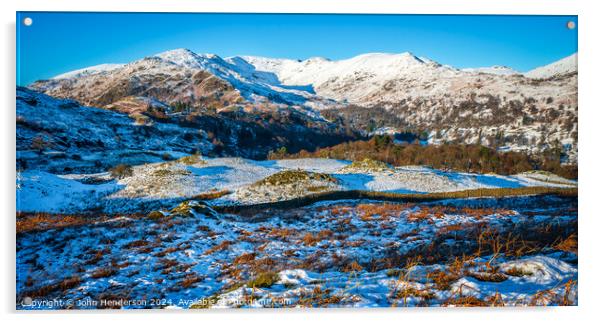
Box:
[156,48,195,55]
[153,48,225,69]
[154,48,199,60]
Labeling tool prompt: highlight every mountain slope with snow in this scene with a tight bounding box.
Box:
[525,53,577,79]
[28,49,578,163]
[52,63,125,80]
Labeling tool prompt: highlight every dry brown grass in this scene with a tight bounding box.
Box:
[300,230,333,246]
[504,266,533,277]
[267,227,298,240]
[233,252,256,265]
[16,212,143,234]
[204,240,233,255]
[553,233,578,254]
[20,275,82,299]
[17,213,90,233]
[179,273,204,288]
[84,248,110,265]
[356,203,408,221]
[436,224,464,236]
[427,269,461,291]
[341,261,363,273]
[391,286,436,306]
[296,286,344,307]
[154,247,178,257]
[124,239,149,249]
[407,208,433,223]
[529,279,577,306]
[466,271,508,283]
[444,296,489,307]
[193,190,231,200]
[90,267,117,279]
[301,233,321,246]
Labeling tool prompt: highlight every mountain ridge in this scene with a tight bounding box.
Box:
[28,48,578,164]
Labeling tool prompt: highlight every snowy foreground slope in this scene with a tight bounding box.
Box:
[15,156,578,309]
[17,157,576,214]
[17,195,577,308]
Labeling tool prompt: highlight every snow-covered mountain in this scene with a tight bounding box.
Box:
[525,53,577,79]
[31,48,577,109]
[28,49,578,163]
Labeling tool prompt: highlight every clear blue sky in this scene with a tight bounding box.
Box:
[17,12,577,85]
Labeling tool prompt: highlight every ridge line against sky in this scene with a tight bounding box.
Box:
[17,12,577,85]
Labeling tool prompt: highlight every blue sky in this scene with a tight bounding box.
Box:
[17,13,577,85]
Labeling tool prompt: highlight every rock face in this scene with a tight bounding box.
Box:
[29,49,578,163]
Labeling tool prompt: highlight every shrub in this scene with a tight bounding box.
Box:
[109,164,133,179]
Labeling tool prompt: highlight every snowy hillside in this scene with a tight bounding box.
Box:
[33,49,578,109]
[52,63,125,80]
[28,49,578,163]
[17,155,576,214]
[525,53,577,79]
